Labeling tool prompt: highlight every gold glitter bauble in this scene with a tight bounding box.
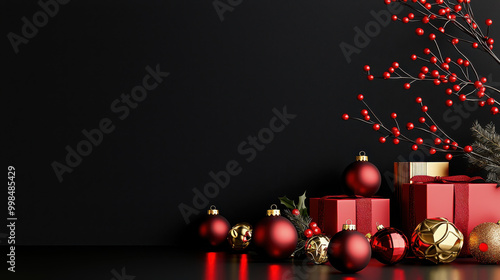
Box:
[411,217,463,264]
[227,222,252,250]
[469,221,500,264]
[305,235,330,264]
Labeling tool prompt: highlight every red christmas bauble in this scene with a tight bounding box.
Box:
[328,222,371,273]
[370,224,409,265]
[253,205,298,259]
[199,206,231,247]
[342,152,381,197]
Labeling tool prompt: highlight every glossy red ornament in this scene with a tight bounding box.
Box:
[342,151,381,198]
[370,224,409,265]
[328,221,371,273]
[199,206,231,247]
[253,204,298,259]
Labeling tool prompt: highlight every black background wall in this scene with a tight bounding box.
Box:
[3,0,498,246]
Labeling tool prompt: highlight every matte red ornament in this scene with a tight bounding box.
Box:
[199,205,231,247]
[342,151,381,197]
[253,204,298,259]
[370,224,409,265]
[328,221,371,273]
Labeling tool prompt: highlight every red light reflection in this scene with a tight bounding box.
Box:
[205,252,217,280]
[239,254,248,280]
[268,264,281,280]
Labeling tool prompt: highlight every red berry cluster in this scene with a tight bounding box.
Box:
[377,0,500,115]
[342,94,474,161]
[304,222,321,238]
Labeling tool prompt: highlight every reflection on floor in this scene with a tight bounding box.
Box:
[8,247,500,280]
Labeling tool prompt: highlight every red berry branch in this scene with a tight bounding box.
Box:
[342,94,475,161]
[377,0,500,115]
[343,0,500,183]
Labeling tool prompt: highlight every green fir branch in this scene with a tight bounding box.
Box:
[467,121,500,186]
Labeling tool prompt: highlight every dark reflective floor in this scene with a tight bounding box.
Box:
[3,247,500,280]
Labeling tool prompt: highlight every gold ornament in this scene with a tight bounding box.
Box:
[469,221,500,264]
[305,234,330,264]
[227,222,253,250]
[411,217,463,264]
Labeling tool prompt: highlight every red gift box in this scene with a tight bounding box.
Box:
[402,175,500,255]
[309,195,390,237]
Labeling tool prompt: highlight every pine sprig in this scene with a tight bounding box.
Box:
[467,121,500,185]
[283,208,312,257]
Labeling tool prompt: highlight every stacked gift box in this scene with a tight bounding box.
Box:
[310,161,500,257]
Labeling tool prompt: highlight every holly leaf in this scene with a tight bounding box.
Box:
[278,196,296,210]
[297,191,308,217]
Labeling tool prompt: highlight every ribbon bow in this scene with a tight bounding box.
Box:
[411,175,484,184]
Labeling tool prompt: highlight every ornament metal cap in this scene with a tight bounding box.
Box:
[376,223,385,231]
[207,205,219,215]
[267,204,281,216]
[497,220,500,225]
[356,151,368,161]
[342,219,357,231]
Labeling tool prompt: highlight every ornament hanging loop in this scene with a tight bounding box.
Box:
[343,219,356,231]
[356,151,369,161]
[267,204,281,216]
[207,205,219,215]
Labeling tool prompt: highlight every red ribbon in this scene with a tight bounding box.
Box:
[411,175,484,184]
[409,175,484,256]
[317,195,372,234]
